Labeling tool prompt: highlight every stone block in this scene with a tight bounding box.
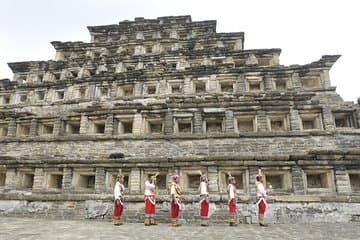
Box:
[84,200,112,219]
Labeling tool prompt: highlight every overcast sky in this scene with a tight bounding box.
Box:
[0,0,358,102]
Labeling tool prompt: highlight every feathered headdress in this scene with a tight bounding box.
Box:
[117,169,124,179]
[151,172,159,180]
[198,170,206,181]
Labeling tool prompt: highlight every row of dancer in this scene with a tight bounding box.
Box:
[112,170,268,226]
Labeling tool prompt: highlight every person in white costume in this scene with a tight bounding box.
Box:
[144,173,158,226]
[113,171,125,225]
[256,170,268,226]
[170,174,182,227]
[199,171,209,226]
[227,173,237,226]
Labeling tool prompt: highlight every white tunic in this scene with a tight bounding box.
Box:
[170,183,176,196]
[228,184,235,200]
[170,182,181,197]
[256,182,267,198]
[114,181,124,200]
[199,181,208,195]
[144,180,155,196]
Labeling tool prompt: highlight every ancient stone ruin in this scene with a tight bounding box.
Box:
[0,15,359,223]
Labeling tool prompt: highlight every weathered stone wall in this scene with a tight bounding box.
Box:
[1,133,360,160]
[1,200,359,223]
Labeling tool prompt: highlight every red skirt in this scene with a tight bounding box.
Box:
[171,199,180,219]
[228,199,236,213]
[150,199,156,214]
[200,198,209,217]
[145,197,156,214]
[257,198,267,215]
[113,199,123,219]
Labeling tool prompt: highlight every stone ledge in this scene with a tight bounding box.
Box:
[1,192,359,203]
[0,157,297,167]
[1,200,360,223]
[2,130,356,143]
[270,195,320,202]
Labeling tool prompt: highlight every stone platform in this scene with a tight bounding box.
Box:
[1,199,360,224]
[1,217,359,240]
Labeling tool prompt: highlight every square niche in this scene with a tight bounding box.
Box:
[263,170,292,193]
[47,173,63,189]
[122,85,134,97]
[187,174,200,190]
[333,112,355,128]
[220,81,234,93]
[38,122,54,136]
[0,124,8,137]
[74,171,96,190]
[146,85,157,95]
[20,172,34,189]
[236,116,256,133]
[195,81,206,94]
[16,124,31,137]
[0,172,6,186]
[304,170,334,193]
[147,119,163,134]
[300,114,322,131]
[267,115,288,131]
[94,122,105,134]
[174,116,193,134]
[205,118,223,133]
[275,79,287,90]
[171,84,182,94]
[116,119,133,135]
[349,173,360,192]
[67,121,80,134]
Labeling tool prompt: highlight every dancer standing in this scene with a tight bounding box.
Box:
[227,173,237,226]
[113,170,125,225]
[170,175,182,227]
[256,170,268,226]
[199,171,209,226]
[144,173,158,226]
